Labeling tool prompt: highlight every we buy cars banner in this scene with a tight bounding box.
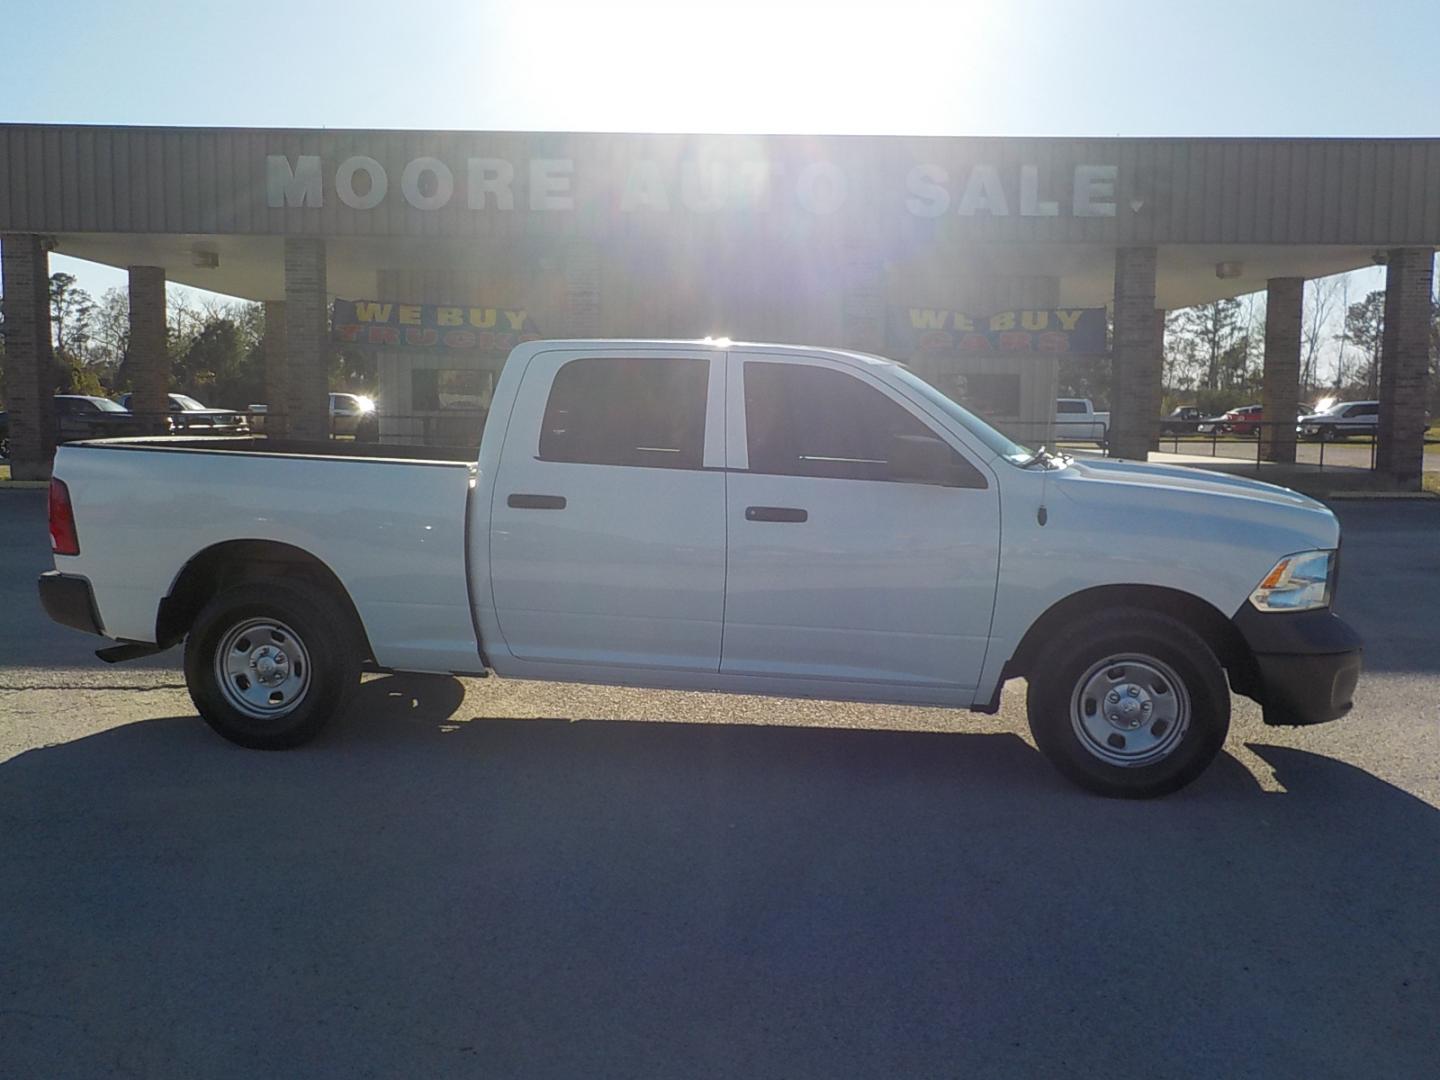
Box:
[332,299,541,354]
[888,307,1107,355]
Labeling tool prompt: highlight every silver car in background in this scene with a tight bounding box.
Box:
[1298,401,1379,441]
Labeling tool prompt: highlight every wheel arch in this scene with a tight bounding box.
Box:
[1006,584,1260,699]
[156,539,374,660]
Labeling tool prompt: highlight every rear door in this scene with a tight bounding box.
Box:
[488,347,728,672]
[1344,403,1378,431]
[54,398,83,441]
[720,352,1001,690]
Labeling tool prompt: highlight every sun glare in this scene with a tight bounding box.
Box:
[492,2,995,135]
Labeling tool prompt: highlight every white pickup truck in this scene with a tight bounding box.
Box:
[39,340,1362,798]
[1054,398,1110,445]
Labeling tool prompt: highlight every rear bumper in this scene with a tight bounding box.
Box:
[38,571,105,636]
[1232,606,1363,727]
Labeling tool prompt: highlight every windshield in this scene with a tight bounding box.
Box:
[91,397,127,413]
[889,365,1035,464]
[171,394,207,410]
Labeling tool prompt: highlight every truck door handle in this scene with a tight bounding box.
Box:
[507,493,567,510]
[745,506,807,523]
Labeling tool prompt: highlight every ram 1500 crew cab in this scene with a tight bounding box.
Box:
[39,340,1363,798]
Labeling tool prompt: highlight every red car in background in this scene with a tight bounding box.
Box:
[1198,404,1263,436]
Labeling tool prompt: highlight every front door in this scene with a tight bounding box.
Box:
[488,348,728,672]
[721,352,1000,690]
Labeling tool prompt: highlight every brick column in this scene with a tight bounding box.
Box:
[1108,247,1159,461]
[563,243,601,337]
[1376,248,1436,486]
[262,300,288,437]
[283,239,329,441]
[1,234,57,479]
[840,249,885,354]
[127,266,169,433]
[1259,277,1303,464]
[1149,309,1166,451]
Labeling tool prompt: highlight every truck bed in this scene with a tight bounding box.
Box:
[52,436,483,674]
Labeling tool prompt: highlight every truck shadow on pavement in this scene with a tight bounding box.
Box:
[1,673,1436,1080]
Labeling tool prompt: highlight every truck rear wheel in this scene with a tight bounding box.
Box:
[1025,610,1230,798]
[184,580,360,749]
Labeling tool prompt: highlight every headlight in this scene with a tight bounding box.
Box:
[1249,549,1335,612]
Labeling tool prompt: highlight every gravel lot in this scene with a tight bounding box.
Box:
[1,488,1437,1078]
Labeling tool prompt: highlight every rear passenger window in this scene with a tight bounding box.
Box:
[539,356,708,469]
[744,362,981,485]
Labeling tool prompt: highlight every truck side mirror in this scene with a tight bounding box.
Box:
[888,434,960,486]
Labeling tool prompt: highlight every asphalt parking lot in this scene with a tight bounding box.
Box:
[2,488,1437,1079]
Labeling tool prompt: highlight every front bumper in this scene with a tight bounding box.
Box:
[38,571,105,636]
[1232,605,1363,727]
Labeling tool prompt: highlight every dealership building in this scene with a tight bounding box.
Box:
[1,124,1436,484]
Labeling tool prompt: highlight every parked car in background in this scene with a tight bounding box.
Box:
[1054,398,1109,445]
[1159,406,1205,435]
[247,393,379,440]
[1199,404,1263,436]
[0,395,145,458]
[118,393,249,433]
[40,338,1362,800]
[1298,400,1379,441]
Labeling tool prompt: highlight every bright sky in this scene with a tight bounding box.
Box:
[5,0,1431,348]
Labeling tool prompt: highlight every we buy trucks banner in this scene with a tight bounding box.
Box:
[888,307,1107,355]
[332,299,541,354]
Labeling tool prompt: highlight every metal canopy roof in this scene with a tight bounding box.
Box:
[4,125,1436,309]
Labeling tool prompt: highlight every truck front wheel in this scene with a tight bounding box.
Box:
[1025,611,1230,798]
[184,580,360,749]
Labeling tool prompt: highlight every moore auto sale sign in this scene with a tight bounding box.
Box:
[265,143,1122,222]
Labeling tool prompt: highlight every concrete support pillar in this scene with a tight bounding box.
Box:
[1149,309,1166,451]
[127,265,169,432]
[1259,277,1303,464]
[1376,248,1436,486]
[563,243,601,337]
[1,234,57,479]
[262,300,288,437]
[283,238,329,441]
[840,249,885,354]
[1108,247,1160,461]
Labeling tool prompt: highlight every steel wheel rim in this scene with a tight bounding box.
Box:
[214,617,313,721]
[1069,653,1191,768]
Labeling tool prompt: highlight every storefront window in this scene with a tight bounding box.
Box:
[412,369,495,411]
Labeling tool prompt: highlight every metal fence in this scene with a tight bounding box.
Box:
[242,410,492,448]
[24,409,1388,474]
[1151,420,1379,472]
[990,417,1382,473]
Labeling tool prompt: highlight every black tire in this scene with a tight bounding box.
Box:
[184,579,361,750]
[1025,610,1230,799]
[1319,425,1339,442]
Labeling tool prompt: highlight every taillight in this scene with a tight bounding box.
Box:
[49,478,80,556]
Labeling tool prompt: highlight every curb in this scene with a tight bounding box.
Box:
[1321,491,1438,501]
